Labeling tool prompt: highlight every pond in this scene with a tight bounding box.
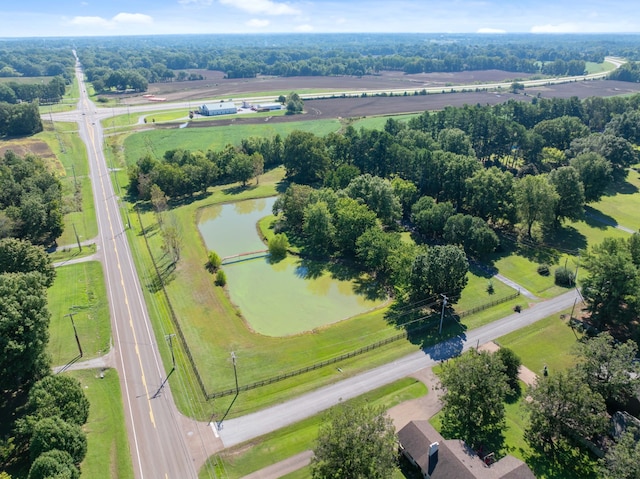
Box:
[198,197,385,336]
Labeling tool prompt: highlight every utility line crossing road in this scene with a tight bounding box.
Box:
[71,55,215,479]
[218,289,581,447]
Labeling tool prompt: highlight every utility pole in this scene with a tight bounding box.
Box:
[64,312,83,357]
[72,223,82,252]
[231,351,239,395]
[438,294,448,335]
[166,334,176,369]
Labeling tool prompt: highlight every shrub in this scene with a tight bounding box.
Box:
[496,347,522,394]
[268,233,289,261]
[207,251,221,272]
[215,269,227,286]
[28,450,79,479]
[537,264,550,276]
[486,280,495,295]
[555,266,575,286]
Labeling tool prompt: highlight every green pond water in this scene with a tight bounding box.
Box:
[198,197,385,336]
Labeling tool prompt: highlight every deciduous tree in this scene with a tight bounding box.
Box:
[29,417,87,464]
[440,350,509,449]
[311,402,397,479]
[0,238,55,287]
[409,244,468,303]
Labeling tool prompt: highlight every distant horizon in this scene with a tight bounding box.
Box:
[2,0,639,38]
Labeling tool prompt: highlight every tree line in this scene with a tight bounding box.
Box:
[0,77,66,105]
[0,236,90,478]
[72,33,635,84]
[0,41,74,81]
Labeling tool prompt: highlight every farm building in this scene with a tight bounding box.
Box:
[200,101,237,116]
[253,102,282,111]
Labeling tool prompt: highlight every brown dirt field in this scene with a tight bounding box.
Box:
[169,79,640,131]
[120,69,536,104]
[0,138,56,160]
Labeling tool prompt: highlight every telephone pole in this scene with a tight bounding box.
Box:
[438,294,448,335]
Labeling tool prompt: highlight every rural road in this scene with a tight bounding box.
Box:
[217,288,581,447]
[70,53,217,479]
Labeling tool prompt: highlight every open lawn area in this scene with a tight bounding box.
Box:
[200,378,426,479]
[122,120,341,165]
[70,369,134,479]
[497,308,583,374]
[586,168,640,232]
[48,261,111,366]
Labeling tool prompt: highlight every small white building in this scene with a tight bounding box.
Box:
[254,103,283,111]
[200,101,237,116]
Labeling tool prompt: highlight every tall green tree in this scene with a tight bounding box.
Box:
[525,370,608,452]
[22,375,90,427]
[573,332,640,407]
[548,166,585,225]
[0,238,55,287]
[514,174,558,237]
[465,167,515,223]
[332,197,377,256]
[443,213,499,258]
[29,417,87,464]
[580,237,640,335]
[311,402,397,479]
[409,244,468,303]
[303,201,335,256]
[344,174,402,227]
[283,131,329,184]
[0,272,51,392]
[600,427,640,479]
[27,450,79,479]
[569,152,612,203]
[273,184,315,233]
[440,350,509,449]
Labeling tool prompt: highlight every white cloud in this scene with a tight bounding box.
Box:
[246,18,270,27]
[531,23,580,33]
[179,0,213,5]
[295,23,313,32]
[112,13,153,24]
[69,16,111,27]
[68,12,153,29]
[219,0,300,16]
[477,27,506,34]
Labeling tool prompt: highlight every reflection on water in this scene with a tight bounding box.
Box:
[198,198,385,336]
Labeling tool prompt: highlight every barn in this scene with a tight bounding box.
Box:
[200,101,237,116]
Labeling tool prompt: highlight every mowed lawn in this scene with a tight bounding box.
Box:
[123,119,341,164]
[48,261,111,366]
[70,369,134,479]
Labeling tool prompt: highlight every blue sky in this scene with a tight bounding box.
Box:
[1,0,639,37]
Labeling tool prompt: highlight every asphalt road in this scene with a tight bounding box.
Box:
[71,53,212,479]
[218,288,581,447]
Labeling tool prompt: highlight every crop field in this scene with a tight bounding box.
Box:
[118,68,538,104]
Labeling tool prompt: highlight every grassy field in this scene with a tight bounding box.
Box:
[48,261,111,366]
[70,369,134,479]
[497,308,582,374]
[35,121,98,245]
[587,169,640,231]
[122,120,341,164]
[585,60,616,74]
[350,113,420,130]
[200,377,427,479]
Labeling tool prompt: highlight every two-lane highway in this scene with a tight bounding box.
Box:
[72,55,210,478]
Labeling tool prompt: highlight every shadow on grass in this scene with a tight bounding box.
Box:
[604,177,639,196]
[222,183,259,196]
[524,443,598,479]
[584,205,619,230]
[543,225,588,253]
[148,255,176,293]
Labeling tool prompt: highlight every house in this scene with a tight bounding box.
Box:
[199,101,237,116]
[398,421,535,479]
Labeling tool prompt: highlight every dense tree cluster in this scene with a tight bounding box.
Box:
[580,234,640,340]
[525,333,639,468]
[608,61,640,82]
[0,41,74,80]
[0,77,66,104]
[0,151,63,245]
[0,102,43,137]
[70,33,635,85]
[128,139,278,201]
